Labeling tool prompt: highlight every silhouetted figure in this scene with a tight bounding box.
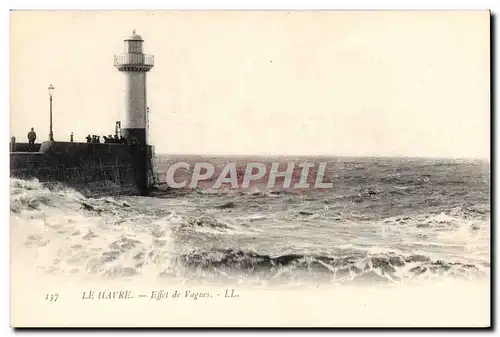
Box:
[97,136,101,144]
[86,134,92,143]
[27,127,36,152]
[114,134,119,143]
[103,136,109,143]
[10,136,16,152]
[70,132,74,142]
[120,135,126,144]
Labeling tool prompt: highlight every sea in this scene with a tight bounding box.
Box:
[10,155,491,288]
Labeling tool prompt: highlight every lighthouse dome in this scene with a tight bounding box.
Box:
[125,30,144,41]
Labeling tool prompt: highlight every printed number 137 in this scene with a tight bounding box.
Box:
[45,293,59,303]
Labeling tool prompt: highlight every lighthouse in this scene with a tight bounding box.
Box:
[114,31,154,195]
[114,30,154,146]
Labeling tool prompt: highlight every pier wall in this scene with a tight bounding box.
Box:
[10,141,153,196]
[10,142,42,153]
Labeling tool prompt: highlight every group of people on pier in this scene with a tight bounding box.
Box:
[86,134,126,144]
[19,127,130,151]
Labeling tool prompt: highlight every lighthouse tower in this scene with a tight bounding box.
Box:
[114,31,154,195]
[114,30,154,146]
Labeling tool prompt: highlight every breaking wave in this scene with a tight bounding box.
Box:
[176,249,488,284]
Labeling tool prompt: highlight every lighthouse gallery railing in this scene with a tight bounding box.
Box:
[114,54,154,67]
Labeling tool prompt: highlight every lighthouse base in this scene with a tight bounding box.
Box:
[122,128,149,195]
[122,128,146,146]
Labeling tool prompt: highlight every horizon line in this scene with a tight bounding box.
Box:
[154,152,490,161]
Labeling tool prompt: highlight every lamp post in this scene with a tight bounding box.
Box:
[48,84,55,141]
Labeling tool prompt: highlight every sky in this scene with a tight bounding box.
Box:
[10,10,490,158]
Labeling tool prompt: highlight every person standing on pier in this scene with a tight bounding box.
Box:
[27,127,36,152]
[70,132,74,142]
